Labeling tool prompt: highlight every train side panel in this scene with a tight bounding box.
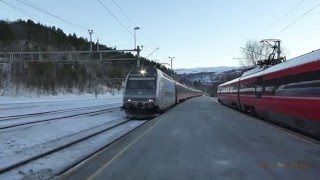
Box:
[217,78,240,108]
[157,71,176,111]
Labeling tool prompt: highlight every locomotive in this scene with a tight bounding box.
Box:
[217,49,320,138]
[122,67,203,117]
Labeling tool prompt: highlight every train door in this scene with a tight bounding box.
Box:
[255,76,263,99]
[237,78,242,111]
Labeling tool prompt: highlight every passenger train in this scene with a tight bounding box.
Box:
[122,67,203,117]
[217,49,320,139]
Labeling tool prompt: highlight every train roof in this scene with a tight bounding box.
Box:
[218,49,320,86]
[127,67,203,93]
[241,49,320,80]
[241,65,268,77]
[218,77,240,87]
[128,66,158,77]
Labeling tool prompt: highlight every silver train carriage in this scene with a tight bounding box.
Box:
[122,67,202,117]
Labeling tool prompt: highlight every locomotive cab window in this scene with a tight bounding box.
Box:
[126,77,156,90]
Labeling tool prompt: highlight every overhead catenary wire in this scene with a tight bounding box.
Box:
[110,0,159,49]
[264,0,305,31]
[110,0,136,26]
[15,0,89,31]
[273,0,320,37]
[240,47,268,58]
[0,0,35,20]
[2,0,109,50]
[0,0,63,28]
[97,0,134,37]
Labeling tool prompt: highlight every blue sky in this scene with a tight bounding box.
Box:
[1,0,320,68]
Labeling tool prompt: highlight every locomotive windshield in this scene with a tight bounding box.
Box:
[126,77,156,90]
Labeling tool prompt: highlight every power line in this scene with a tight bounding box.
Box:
[15,0,89,31]
[240,47,268,57]
[0,0,36,20]
[97,0,134,37]
[110,0,136,26]
[0,0,91,41]
[273,0,320,37]
[110,0,158,48]
[264,0,305,31]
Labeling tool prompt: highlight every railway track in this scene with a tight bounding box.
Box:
[0,105,121,129]
[0,104,121,120]
[0,118,147,177]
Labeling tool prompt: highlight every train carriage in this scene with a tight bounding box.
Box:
[218,50,320,138]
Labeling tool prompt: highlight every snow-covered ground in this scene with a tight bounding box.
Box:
[0,92,147,179]
[0,91,123,104]
[0,92,123,117]
[0,118,145,179]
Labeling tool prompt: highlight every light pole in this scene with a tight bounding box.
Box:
[88,30,93,51]
[134,27,140,49]
[168,57,175,78]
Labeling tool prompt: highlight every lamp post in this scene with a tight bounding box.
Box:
[134,27,140,49]
[88,29,93,51]
[168,57,175,78]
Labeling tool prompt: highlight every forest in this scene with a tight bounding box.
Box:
[0,19,176,96]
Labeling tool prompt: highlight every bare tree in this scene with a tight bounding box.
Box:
[240,40,271,67]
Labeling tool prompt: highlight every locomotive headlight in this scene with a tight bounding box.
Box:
[140,69,146,75]
[127,99,132,102]
[148,99,154,102]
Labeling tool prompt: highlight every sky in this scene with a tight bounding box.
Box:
[0,0,320,68]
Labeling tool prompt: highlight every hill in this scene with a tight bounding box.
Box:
[177,66,251,96]
[175,66,237,74]
[0,19,173,96]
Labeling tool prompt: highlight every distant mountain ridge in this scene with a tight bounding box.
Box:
[175,66,238,74]
[177,66,250,86]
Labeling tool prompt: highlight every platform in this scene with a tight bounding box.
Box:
[62,96,320,180]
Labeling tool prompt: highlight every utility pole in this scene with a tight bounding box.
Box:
[88,29,93,51]
[276,40,281,59]
[137,46,141,67]
[168,57,175,78]
[96,38,99,51]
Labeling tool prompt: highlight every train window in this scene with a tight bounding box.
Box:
[263,70,320,97]
[126,77,156,90]
[283,80,320,89]
[255,76,262,99]
[239,82,255,95]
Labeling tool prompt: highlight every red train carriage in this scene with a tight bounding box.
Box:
[217,78,241,109]
[218,50,320,138]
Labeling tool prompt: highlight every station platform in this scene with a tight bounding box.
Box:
[62,96,320,180]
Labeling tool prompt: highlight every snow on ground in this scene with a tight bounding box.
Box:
[0,92,123,117]
[0,120,145,180]
[0,90,142,179]
[0,109,125,157]
[0,91,123,104]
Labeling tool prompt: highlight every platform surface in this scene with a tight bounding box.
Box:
[63,96,320,180]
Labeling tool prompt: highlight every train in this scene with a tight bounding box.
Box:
[217,49,320,139]
[122,67,203,117]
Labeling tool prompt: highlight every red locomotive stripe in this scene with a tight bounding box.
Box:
[257,97,320,121]
[238,95,320,121]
